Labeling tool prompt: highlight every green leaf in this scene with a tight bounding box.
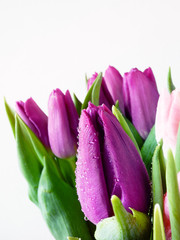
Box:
[95,195,151,240]
[159,142,166,193]
[73,93,82,116]
[175,123,180,172]
[57,156,76,188]
[4,98,15,136]
[67,237,81,240]
[124,117,144,148]
[112,106,141,156]
[81,73,102,110]
[85,73,88,85]
[166,149,180,239]
[167,67,175,93]
[15,115,43,205]
[141,126,157,177]
[16,117,52,167]
[152,144,163,211]
[153,204,166,240]
[38,157,93,240]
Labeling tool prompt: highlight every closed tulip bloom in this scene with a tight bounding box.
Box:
[155,89,180,155]
[76,102,151,224]
[87,73,114,109]
[48,89,79,158]
[123,67,159,139]
[16,98,49,147]
[104,66,125,115]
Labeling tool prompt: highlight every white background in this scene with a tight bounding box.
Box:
[0,0,180,239]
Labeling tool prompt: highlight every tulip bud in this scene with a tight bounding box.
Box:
[123,67,159,139]
[104,66,125,115]
[48,89,79,159]
[87,73,114,109]
[76,102,151,224]
[16,98,49,147]
[155,89,180,156]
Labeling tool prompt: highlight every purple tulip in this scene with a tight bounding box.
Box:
[48,89,79,158]
[15,98,50,147]
[123,67,159,139]
[104,66,125,115]
[76,102,151,224]
[87,73,114,109]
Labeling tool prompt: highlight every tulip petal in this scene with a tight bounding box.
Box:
[48,89,75,158]
[143,67,156,84]
[65,90,79,142]
[24,98,49,147]
[87,73,98,90]
[166,90,180,153]
[104,66,125,114]
[155,89,171,144]
[16,101,38,136]
[76,110,111,224]
[87,72,114,109]
[100,106,151,213]
[16,98,49,147]
[124,68,159,139]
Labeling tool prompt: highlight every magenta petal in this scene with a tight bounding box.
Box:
[76,102,151,225]
[104,66,125,114]
[16,98,49,147]
[65,90,79,142]
[87,72,114,109]
[16,101,38,135]
[123,68,159,139]
[48,89,75,158]
[76,110,111,224]
[143,67,156,84]
[24,98,49,147]
[87,73,98,91]
[100,108,151,213]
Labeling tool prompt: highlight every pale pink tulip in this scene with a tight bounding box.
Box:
[155,89,180,155]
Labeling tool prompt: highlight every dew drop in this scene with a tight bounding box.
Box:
[88,140,95,145]
[84,216,88,221]
[114,178,120,182]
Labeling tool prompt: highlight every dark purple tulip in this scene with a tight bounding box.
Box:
[87,73,114,109]
[76,102,151,224]
[15,98,50,147]
[104,66,125,115]
[123,67,159,139]
[48,89,79,158]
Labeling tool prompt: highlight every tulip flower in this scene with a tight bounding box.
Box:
[76,102,151,224]
[16,98,49,147]
[123,67,159,139]
[155,89,180,155]
[87,72,114,109]
[163,172,180,240]
[104,65,125,115]
[48,88,79,159]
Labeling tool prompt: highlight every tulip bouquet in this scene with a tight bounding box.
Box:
[5,66,180,240]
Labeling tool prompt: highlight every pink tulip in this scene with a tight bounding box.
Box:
[155,89,180,155]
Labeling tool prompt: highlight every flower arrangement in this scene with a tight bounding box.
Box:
[5,66,180,240]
